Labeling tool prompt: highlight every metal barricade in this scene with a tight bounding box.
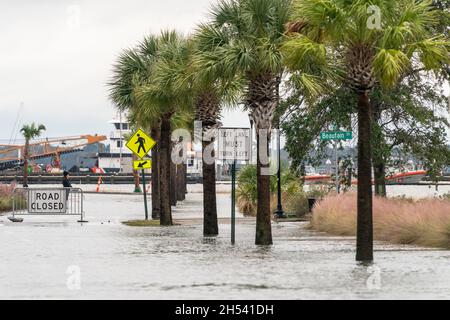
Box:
[11,187,86,222]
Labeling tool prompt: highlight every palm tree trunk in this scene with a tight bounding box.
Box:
[23,140,29,187]
[170,145,177,206]
[184,163,188,195]
[151,126,160,219]
[356,92,373,261]
[255,131,273,245]
[248,73,278,246]
[176,163,185,201]
[202,139,218,236]
[159,117,173,226]
[371,101,386,198]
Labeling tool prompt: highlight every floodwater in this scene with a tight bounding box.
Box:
[1,186,450,299]
[24,182,450,198]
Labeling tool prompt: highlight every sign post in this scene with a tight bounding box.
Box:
[231,160,236,245]
[126,129,156,220]
[320,131,352,194]
[217,128,250,244]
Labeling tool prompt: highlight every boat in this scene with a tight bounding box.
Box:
[302,170,427,185]
[304,174,332,185]
[97,112,133,173]
[384,170,427,184]
[350,170,427,185]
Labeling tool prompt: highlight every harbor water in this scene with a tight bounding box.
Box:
[1,185,450,299]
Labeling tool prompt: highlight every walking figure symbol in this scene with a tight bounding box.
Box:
[135,134,146,154]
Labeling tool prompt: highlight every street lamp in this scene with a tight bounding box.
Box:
[274,120,285,218]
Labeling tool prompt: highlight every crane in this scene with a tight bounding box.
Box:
[0,134,107,171]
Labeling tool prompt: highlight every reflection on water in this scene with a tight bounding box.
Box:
[1,193,450,299]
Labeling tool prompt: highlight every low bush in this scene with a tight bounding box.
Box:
[236,165,319,217]
[311,193,450,249]
[0,183,16,213]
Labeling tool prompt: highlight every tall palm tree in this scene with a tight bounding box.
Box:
[191,29,245,236]
[108,36,161,217]
[197,0,293,245]
[135,31,193,226]
[284,0,450,261]
[20,123,46,187]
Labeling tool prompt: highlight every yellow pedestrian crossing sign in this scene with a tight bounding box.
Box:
[126,129,156,159]
[133,159,152,170]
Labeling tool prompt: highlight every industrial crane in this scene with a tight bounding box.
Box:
[0,135,107,171]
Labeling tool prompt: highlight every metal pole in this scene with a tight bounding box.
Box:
[119,112,123,173]
[231,160,236,245]
[248,119,253,164]
[335,141,339,194]
[275,128,284,218]
[142,169,149,220]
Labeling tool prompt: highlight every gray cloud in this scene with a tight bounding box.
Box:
[0,0,242,142]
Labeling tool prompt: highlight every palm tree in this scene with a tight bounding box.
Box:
[191,28,245,236]
[20,123,46,187]
[108,36,161,217]
[284,0,450,261]
[135,31,193,226]
[197,0,293,244]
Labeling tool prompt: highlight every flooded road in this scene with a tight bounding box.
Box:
[1,190,450,299]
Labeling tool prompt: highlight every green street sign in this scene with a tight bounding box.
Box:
[320,131,353,141]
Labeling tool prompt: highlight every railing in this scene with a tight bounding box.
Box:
[12,187,86,222]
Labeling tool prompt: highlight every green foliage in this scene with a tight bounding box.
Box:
[281,86,355,169]
[236,164,313,216]
[284,0,450,92]
[108,31,195,131]
[20,123,46,141]
[0,197,13,212]
[135,31,193,118]
[283,74,450,179]
[201,0,291,77]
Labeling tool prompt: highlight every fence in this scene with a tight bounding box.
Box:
[12,187,86,222]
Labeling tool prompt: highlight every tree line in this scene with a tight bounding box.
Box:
[108,0,450,262]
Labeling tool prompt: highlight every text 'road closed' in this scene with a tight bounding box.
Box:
[28,190,67,214]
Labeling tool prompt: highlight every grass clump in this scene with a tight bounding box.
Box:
[0,183,18,213]
[311,193,450,249]
[122,220,160,227]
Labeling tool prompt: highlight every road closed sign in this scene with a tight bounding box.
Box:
[28,189,67,214]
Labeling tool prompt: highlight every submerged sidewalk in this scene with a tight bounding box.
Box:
[2,190,450,300]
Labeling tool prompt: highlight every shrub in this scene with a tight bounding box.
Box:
[0,183,16,213]
[236,165,312,217]
[311,193,450,249]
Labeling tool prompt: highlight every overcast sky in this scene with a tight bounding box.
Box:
[0,0,249,143]
[0,1,448,144]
